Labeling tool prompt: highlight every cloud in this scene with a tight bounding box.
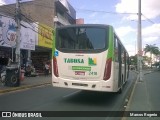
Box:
[125,44,136,56]
[115,26,136,37]
[114,26,137,55]
[89,12,98,18]
[142,24,160,37]
[0,0,5,5]
[115,0,160,20]
[143,36,159,43]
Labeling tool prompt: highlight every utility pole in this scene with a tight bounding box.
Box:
[15,0,21,66]
[137,0,143,82]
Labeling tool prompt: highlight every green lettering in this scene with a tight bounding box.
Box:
[81,59,84,63]
[64,58,84,64]
[64,58,67,63]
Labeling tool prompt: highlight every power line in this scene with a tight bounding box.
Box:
[0,7,16,18]
[0,14,53,42]
[22,2,138,15]
[0,7,54,41]
[142,14,156,24]
[20,13,54,41]
[75,8,137,15]
[20,13,54,32]
[0,13,15,19]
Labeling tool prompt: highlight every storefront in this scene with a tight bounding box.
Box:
[30,23,53,74]
[0,15,36,65]
[0,46,12,58]
[31,46,52,74]
[0,16,53,75]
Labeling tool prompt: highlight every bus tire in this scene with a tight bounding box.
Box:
[117,85,123,94]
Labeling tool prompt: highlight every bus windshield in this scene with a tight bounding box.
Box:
[56,26,108,52]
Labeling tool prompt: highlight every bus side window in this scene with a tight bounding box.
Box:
[114,36,118,62]
[121,48,124,64]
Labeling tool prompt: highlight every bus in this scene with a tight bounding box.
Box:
[52,24,130,93]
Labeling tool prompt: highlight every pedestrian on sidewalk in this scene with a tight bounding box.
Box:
[26,65,32,76]
[44,62,49,76]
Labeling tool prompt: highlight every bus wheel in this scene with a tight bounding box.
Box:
[117,86,122,94]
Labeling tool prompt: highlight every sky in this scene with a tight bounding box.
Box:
[68,0,160,56]
[0,0,160,56]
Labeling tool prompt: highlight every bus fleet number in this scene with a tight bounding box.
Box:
[89,71,97,76]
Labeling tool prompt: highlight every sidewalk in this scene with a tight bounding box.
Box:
[0,75,51,94]
[123,69,160,119]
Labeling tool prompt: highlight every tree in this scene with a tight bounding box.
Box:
[143,44,159,68]
[130,55,137,65]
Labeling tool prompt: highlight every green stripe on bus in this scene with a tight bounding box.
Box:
[52,29,56,57]
[107,26,114,60]
[72,66,91,71]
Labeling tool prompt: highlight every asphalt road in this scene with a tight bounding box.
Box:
[0,71,137,120]
[143,71,160,111]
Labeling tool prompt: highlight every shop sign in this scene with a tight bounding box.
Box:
[38,23,54,48]
[0,16,36,50]
[20,21,36,50]
[64,58,84,64]
[0,16,16,47]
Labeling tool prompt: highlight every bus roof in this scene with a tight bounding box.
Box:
[57,24,113,29]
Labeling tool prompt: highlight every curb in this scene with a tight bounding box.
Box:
[0,82,51,94]
[121,72,139,120]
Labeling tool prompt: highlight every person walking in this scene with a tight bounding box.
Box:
[26,65,32,76]
[44,62,49,76]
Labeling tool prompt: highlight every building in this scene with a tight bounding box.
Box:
[0,0,76,74]
[76,18,84,24]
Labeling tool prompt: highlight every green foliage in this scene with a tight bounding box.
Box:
[143,44,160,68]
[130,55,137,65]
[144,44,159,56]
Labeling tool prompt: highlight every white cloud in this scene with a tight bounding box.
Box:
[115,0,160,20]
[116,0,137,14]
[125,44,136,56]
[143,36,159,43]
[89,12,98,18]
[142,24,160,37]
[115,26,136,37]
[114,26,137,55]
[0,0,5,5]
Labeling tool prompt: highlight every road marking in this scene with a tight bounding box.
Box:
[0,83,51,95]
[63,90,81,98]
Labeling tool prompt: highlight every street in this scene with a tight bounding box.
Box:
[144,71,160,111]
[0,0,159,120]
[121,70,160,120]
[0,71,137,120]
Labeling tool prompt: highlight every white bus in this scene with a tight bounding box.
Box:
[52,24,130,93]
